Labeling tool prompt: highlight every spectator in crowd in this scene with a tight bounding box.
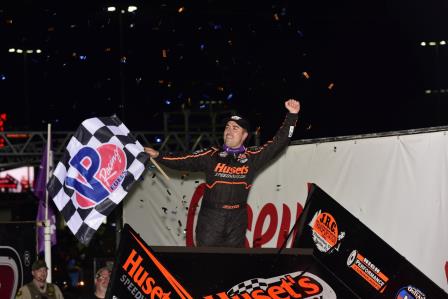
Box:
[79,267,111,299]
[16,259,64,299]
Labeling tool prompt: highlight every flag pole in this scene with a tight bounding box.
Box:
[44,123,52,282]
[150,157,171,181]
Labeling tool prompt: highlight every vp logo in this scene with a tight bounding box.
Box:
[66,144,127,208]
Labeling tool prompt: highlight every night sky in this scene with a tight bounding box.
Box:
[1,0,448,141]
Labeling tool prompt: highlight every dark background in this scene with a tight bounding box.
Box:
[1,0,448,141]
[1,1,448,296]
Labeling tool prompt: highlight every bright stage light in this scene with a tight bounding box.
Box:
[128,6,138,12]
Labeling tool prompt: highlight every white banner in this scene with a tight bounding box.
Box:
[124,129,448,292]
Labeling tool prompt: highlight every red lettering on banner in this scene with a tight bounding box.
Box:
[186,183,206,247]
[186,184,303,248]
[277,204,291,248]
[251,203,303,248]
[253,203,278,247]
[245,206,253,248]
[445,261,448,284]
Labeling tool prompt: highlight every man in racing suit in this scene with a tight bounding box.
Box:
[144,99,300,247]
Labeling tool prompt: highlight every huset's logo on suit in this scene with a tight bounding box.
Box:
[214,163,249,175]
[66,144,127,208]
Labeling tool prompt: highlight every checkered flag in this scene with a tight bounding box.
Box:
[227,271,303,296]
[47,116,148,245]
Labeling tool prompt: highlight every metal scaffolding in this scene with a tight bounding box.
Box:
[0,130,260,170]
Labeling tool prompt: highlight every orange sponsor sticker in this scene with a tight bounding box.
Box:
[346,250,389,293]
[309,210,345,253]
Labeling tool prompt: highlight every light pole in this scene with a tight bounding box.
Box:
[8,48,42,126]
[106,5,138,122]
[420,40,446,124]
[106,5,138,250]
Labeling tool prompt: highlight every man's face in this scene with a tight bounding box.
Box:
[32,267,48,283]
[95,269,111,291]
[224,121,248,148]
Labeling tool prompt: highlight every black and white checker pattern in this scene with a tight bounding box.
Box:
[227,278,269,296]
[47,116,148,245]
[227,271,303,296]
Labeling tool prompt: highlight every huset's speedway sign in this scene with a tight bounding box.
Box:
[107,224,342,299]
[107,225,192,299]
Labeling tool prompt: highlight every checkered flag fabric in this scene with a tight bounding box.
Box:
[47,116,148,245]
[227,271,303,296]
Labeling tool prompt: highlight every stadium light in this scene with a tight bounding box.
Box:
[128,6,138,12]
[420,40,448,47]
[9,48,42,55]
[104,4,138,125]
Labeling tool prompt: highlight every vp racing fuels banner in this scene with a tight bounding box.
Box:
[293,183,448,298]
[47,116,148,245]
[107,224,360,298]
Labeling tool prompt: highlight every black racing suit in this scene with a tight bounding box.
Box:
[155,113,298,247]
